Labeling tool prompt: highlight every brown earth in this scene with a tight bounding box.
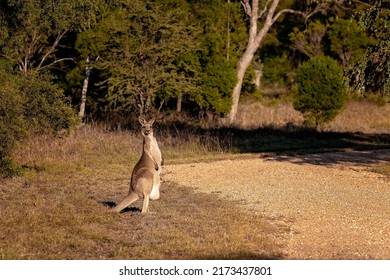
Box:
[164,149,390,260]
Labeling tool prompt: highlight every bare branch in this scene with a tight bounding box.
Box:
[157,100,164,113]
[273,8,306,24]
[305,3,328,22]
[272,2,328,25]
[240,0,252,16]
[38,58,75,71]
[37,29,68,70]
[258,0,272,19]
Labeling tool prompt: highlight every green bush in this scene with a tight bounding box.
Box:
[263,53,294,88]
[293,56,347,126]
[199,58,237,114]
[21,73,79,134]
[0,62,27,176]
[0,62,79,177]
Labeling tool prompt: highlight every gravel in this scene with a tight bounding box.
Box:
[164,150,390,259]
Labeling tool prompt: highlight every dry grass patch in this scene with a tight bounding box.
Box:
[1,126,282,260]
[237,98,390,134]
[2,99,389,259]
[0,175,283,259]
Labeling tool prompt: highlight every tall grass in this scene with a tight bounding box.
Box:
[12,124,230,177]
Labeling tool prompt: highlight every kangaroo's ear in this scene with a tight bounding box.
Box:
[150,118,155,125]
[139,116,146,125]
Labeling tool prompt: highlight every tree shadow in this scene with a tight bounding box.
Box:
[266,149,390,167]
[156,120,390,166]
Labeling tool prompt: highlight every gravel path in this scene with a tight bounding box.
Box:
[164,150,390,259]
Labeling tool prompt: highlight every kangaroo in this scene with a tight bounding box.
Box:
[113,116,163,214]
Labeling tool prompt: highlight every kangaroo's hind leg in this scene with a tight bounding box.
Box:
[137,176,153,214]
[141,193,150,214]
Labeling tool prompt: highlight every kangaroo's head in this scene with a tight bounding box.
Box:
[139,116,155,137]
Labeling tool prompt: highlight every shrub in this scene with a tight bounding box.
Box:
[0,61,27,176]
[0,62,79,177]
[293,56,347,126]
[21,73,79,134]
[199,58,237,114]
[262,53,294,88]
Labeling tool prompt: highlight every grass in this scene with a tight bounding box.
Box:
[0,174,283,259]
[1,125,283,259]
[1,99,389,259]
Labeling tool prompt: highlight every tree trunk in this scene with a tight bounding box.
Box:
[176,92,183,113]
[254,68,262,90]
[79,57,92,120]
[228,0,280,124]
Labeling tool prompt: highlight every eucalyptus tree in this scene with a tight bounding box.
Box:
[227,0,335,124]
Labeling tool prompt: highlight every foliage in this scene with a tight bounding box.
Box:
[21,73,79,134]
[347,0,390,98]
[76,0,199,113]
[289,20,326,58]
[293,56,347,126]
[0,61,26,176]
[327,18,370,70]
[198,58,237,114]
[0,60,78,177]
[0,0,101,74]
[262,52,295,88]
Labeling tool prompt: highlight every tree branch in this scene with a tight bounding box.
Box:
[38,58,75,71]
[37,29,68,70]
[240,0,252,17]
[272,2,328,25]
[273,9,306,24]
[258,0,272,19]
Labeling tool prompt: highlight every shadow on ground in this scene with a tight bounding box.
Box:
[101,201,141,213]
[157,121,390,165]
[265,149,390,166]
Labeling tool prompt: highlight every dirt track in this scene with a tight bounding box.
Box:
[164,150,390,259]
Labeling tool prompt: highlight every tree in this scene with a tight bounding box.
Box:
[328,18,370,70]
[293,56,347,126]
[289,20,326,58]
[0,0,101,74]
[77,0,199,113]
[189,0,247,115]
[227,0,329,124]
[0,59,78,177]
[199,58,237,113]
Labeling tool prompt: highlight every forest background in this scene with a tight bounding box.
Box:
[0,0,389,176]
